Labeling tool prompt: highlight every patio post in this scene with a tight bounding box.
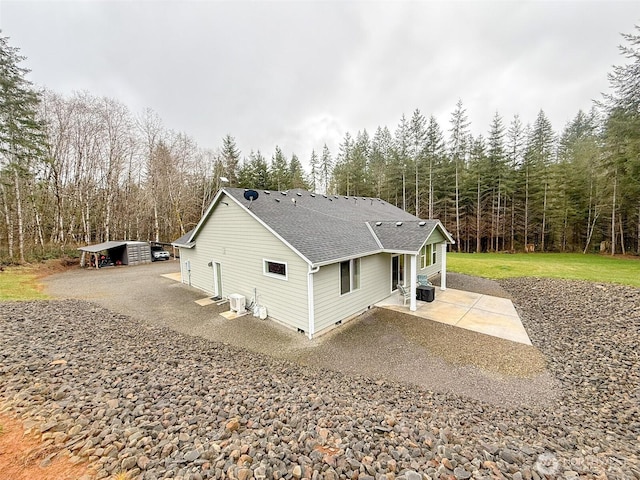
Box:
[440,243,447,290]
[409,254,417,311]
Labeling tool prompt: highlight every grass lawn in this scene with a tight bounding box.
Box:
[0,265,50,301]
[448,252,640,287]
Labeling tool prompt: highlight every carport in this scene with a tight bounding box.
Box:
[78,241,151,269]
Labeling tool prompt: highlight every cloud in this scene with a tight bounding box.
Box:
[1,0,638,168]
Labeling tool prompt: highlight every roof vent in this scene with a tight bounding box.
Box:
[328,198,333,201]
[264,190,270,194]
[419,221,426,226]
[281,191,287,195]
[344,196,349,199]
[310,193,316,197]
[396,222,403,227]
[322,194,327,198]
[275,198,280,203]
[375,222,382,226]
[296,192,302,197]
[334,195,339,199]
[292,198,297,205]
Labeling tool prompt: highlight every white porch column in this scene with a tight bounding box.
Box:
[440,243,447,290]
[409,254,417,311]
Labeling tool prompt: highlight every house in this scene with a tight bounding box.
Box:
[172,188,454,339]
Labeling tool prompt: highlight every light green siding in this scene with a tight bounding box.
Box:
[427,228,446,244]
[313,253,391,333]
[180,194,309,332]
[417,227,447,278]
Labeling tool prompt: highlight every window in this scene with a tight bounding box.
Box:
[263,259,287,280]
[340,258,361,295]
[420,244,435,269]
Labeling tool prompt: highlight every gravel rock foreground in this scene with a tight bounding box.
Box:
[1,278,639,480]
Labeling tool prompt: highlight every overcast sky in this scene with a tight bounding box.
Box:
[1,1,638,167]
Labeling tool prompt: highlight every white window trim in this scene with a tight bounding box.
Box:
[420,244,435,269]
[263,259,288,280]
[339,258,361,296]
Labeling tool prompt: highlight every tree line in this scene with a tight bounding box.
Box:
[1,27,639,263]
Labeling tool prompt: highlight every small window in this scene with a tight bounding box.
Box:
[264,259,287,280]
[431,246,437,265]
[340,258,361,295]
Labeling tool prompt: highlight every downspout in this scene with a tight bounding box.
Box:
[440,243,447,290]
[307,264,320,339]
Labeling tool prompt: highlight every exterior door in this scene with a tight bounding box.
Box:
[213,261,222,298]
[391,255,404,291]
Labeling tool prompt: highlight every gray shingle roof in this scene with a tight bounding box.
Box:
[368,220,439,252]
[172,229,196,248]
[193,188,451,265]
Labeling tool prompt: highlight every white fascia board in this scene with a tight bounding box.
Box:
[312,249,383,268]
[415,224,438,252]
[381,248,420,255]
[435,221,456,244]
[312,248,422,268]
[171,243,195,249]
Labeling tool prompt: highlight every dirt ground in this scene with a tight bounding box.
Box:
[0,414,93,480]
[4,260,554,479]
[41,261,557,407]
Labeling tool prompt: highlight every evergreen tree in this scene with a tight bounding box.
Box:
[269,146,289,191]
[448,99,471,250]
[392,114,411,210]
[251,150,270,189]
[521,110,556,250]
[505,115,527,250]
[468,135,488,252]
[309,149,318,192]
[370,126,392,199]
[424,116,446,219]
[333,132,354,195]
[289,153,308,189]
[601,25,640,254]
[0,33,47,262]
[487,112,507,250]
[237,150,270,189]
[409,109,427,216]
[220,134,241,186]
[320,144,332,194]
[555,110,600,252]
[351,129,371,196]
[237,158,254,188]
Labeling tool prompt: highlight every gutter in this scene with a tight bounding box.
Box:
[307,264,320,339]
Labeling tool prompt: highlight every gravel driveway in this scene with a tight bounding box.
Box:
[42,262,554,407]
[1,274,639,479]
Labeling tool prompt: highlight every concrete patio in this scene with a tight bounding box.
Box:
[376,288,532,345]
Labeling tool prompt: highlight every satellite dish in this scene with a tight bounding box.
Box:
[244,189,259,201]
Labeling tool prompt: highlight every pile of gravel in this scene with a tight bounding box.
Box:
[0,277,639,479]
